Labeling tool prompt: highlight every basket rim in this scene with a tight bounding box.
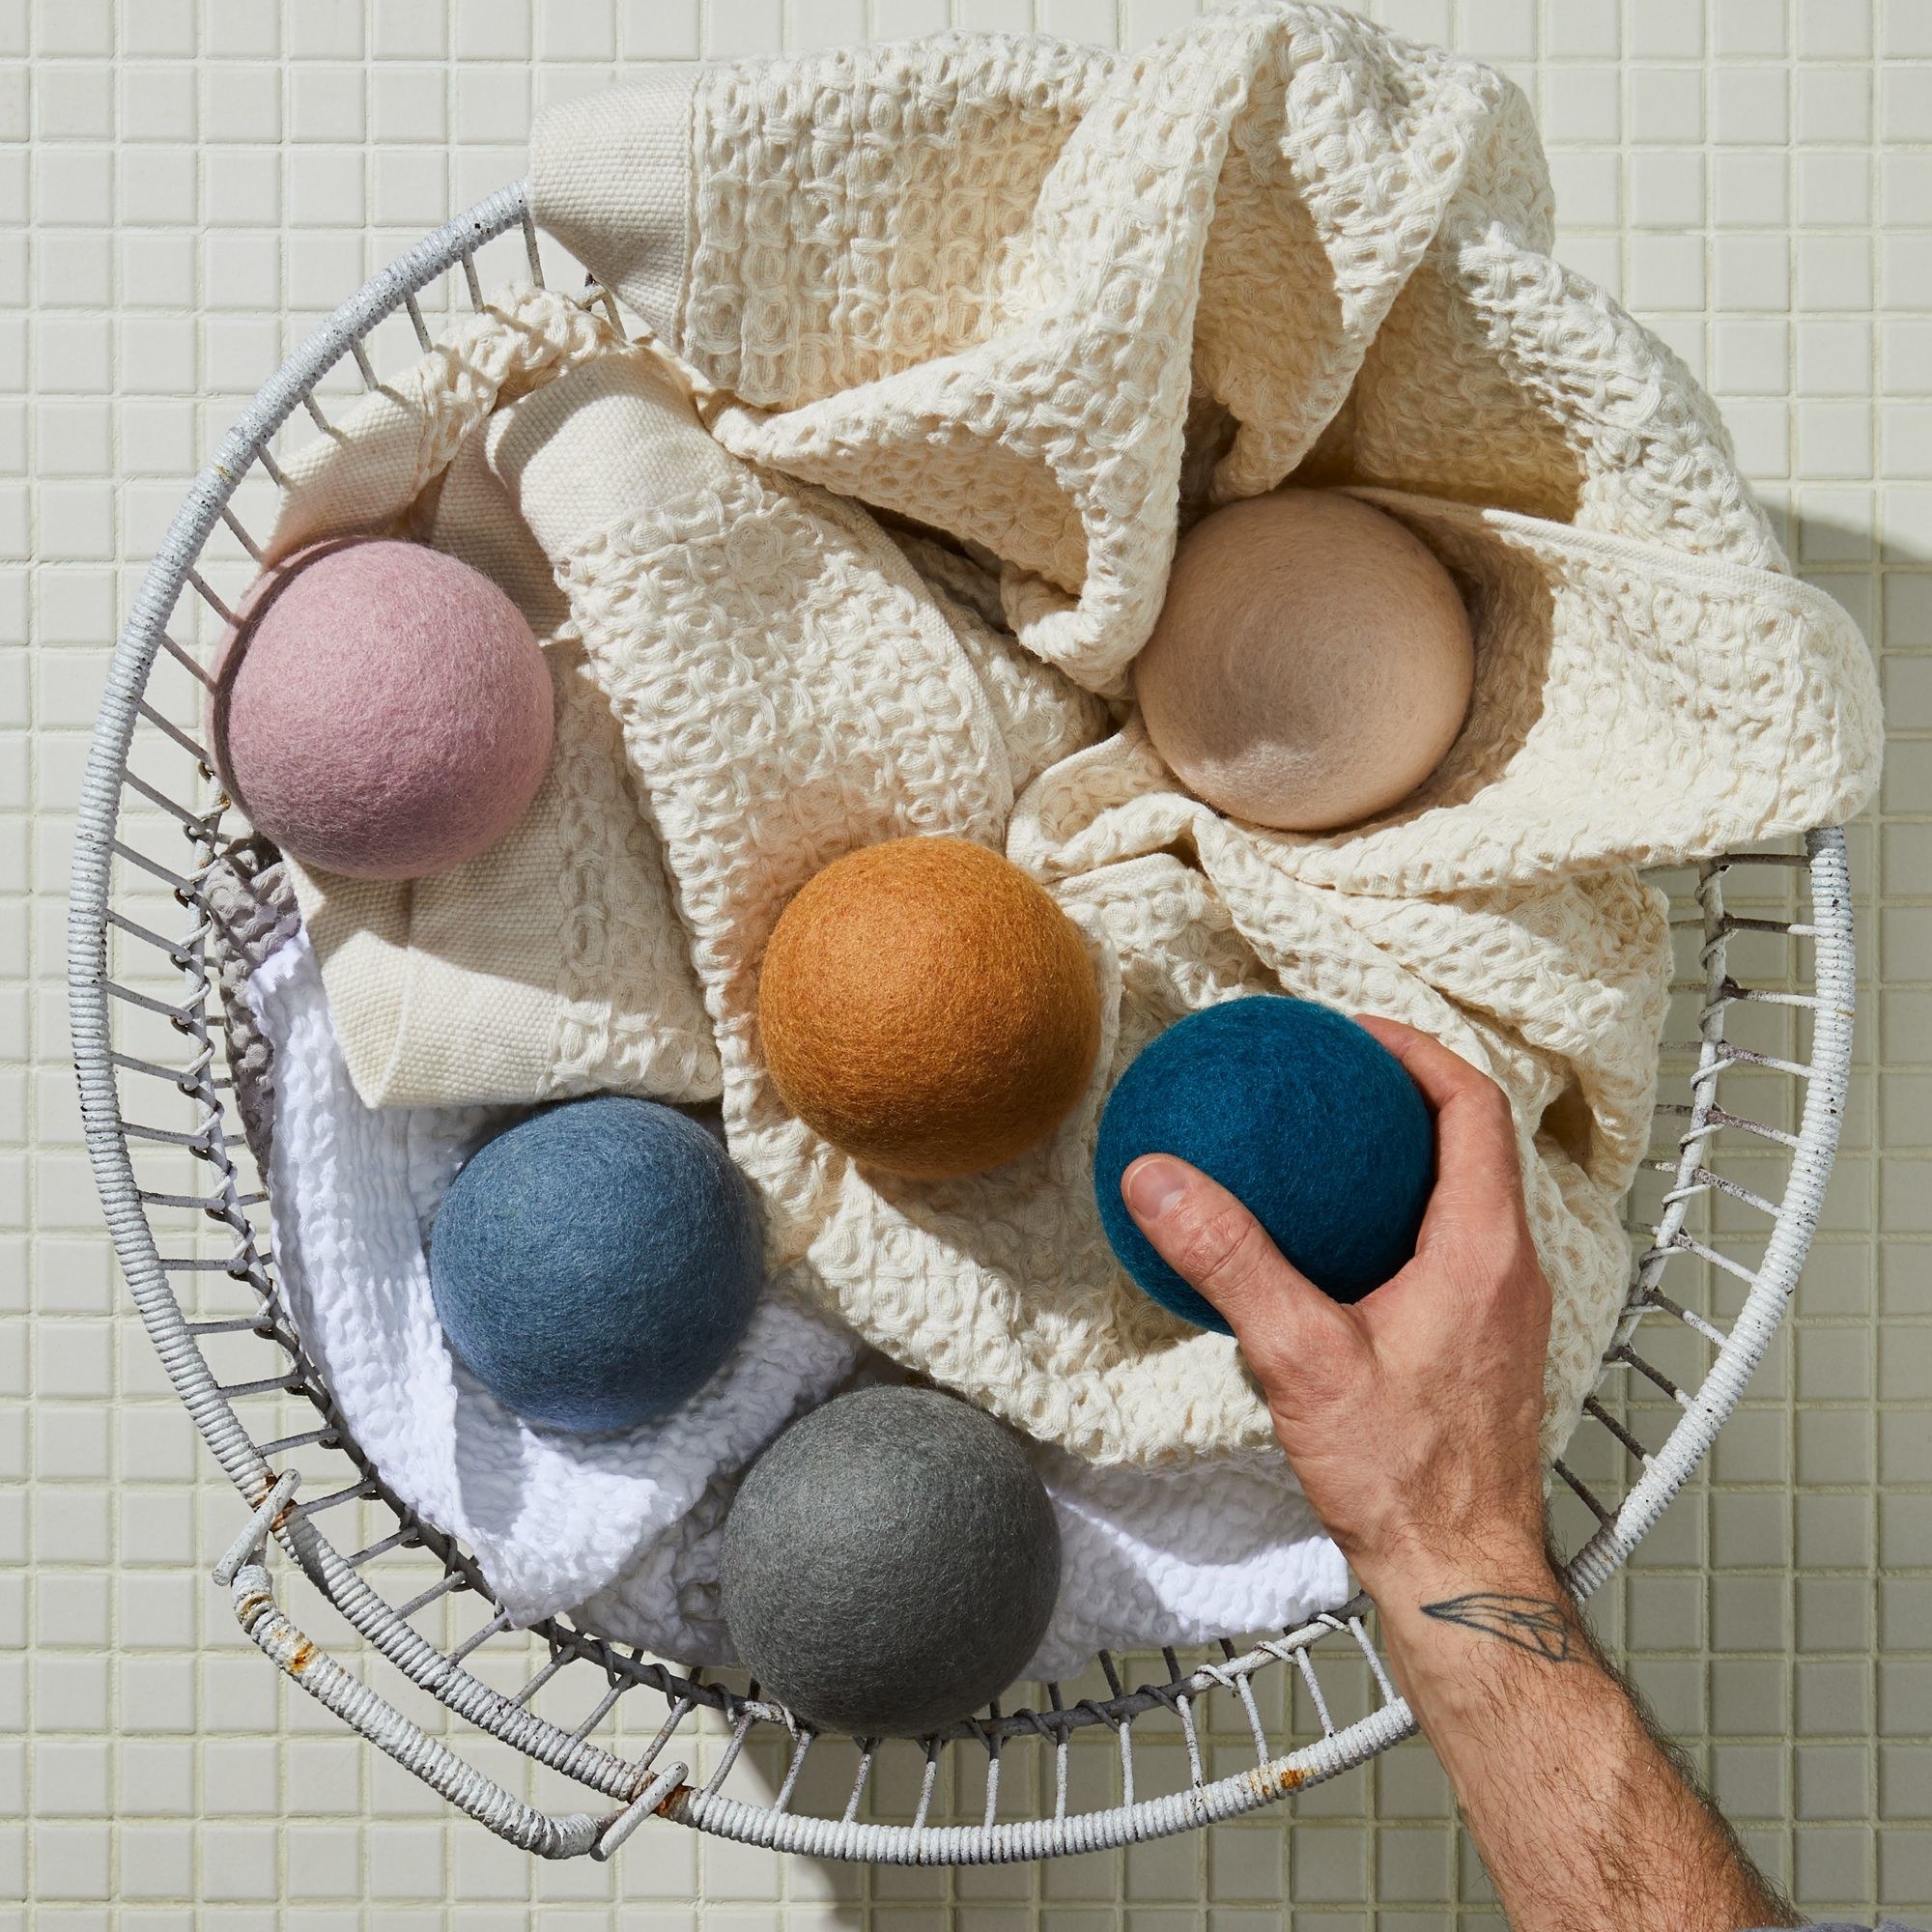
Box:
[65,181,1859,1862]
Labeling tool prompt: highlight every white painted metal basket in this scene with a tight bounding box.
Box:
[68,186,1857,1865]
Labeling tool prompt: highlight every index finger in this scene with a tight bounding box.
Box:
[1351,1014,1527,1236]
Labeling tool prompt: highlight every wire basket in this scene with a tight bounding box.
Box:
[67,184,1858,1865]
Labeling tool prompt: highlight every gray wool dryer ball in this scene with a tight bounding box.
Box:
[720,1385,1062,1736]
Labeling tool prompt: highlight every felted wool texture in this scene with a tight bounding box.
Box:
[262,287,723,1111]
[574,1433,1351,1682]
[429,1096,764,1435]
[511,10,1880,1474]
[757,837,1101,1179]
[213,537,555,882]
[721,1385,1062,1736]
[1095,997,1434,1331]
[240,924,862,1632]
[219,890,1351,1666]
[1133,491,1474,832]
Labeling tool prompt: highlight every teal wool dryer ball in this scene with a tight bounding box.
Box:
[721,1386,1062,1737]
[429,1096,763,1434]
[1094,997,1435,1333]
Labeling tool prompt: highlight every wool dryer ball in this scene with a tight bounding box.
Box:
[428,1095,764,1435]
[210,536,554,880]
[1134,490,1474,832]
[721,1384,1062,1736]
[1094,996,1435,1333]
[756,837,1102,1179]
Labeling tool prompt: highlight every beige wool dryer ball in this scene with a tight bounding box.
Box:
[1133,491,1475,833]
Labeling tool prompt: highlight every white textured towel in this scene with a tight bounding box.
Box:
[244,928,1346,1670]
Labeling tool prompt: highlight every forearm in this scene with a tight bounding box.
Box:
[1115,1030,1796,1927]
[1373,1549,1794,1932]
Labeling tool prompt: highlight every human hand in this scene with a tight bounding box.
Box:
[1118,1016,1553,1602]
[1121,1021,1798,1932]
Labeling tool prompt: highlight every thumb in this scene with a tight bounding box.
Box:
[1120,1155,1352,1366]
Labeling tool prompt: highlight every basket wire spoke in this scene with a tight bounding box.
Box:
[66,184,1856,1863]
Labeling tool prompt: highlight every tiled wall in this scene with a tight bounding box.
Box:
[3,0,1927,1922]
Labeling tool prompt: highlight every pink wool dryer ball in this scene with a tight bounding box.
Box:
[210,537,554,881]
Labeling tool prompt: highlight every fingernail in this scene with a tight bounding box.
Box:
[1123,1156,1188,1223]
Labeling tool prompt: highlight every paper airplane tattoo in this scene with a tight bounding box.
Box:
[1419,1593,1576,1662]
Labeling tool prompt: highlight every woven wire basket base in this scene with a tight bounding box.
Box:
[68,186,1858,1865]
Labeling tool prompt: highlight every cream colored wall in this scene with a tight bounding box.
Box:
[4,0,1926,1922]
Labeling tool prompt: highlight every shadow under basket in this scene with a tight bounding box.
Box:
[66,184,1858,1866]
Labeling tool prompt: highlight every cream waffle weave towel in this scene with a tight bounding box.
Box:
[272,3,1879,1471]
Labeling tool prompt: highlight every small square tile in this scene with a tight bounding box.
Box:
[1629,0,1705,57]
[1883,63,1932,141]
[1715,235,1790,309]
[1630,66,1705,143]
[1796,1324,1874,1400]
[1799,486,1875,560]
[1798,320,1874,396]
[1040,0,1121,42]
[1798,151,1873,229]
[621,0,699,55]
[1798,235,1875,310]
[1714,0,1786,54]
[1881,151,1932,226]
[1798,65,1875,144]
[1549,150,1621,227]
[1543,66,1621,143]
[1713,67,1789,145]
[791,0,867,46]
[1713,1575,1791,1651]
[1208,1826,1280,1902]
[1713,1658,1786,1736]
[1630,232,1706,309]
[1289,1828,1368,1905]
[1793,1824,1872,1905]
[704,0,782,57]
[1630,150,1703,227]
[1797,1491,1874,1570]
[1712,1743,1785,1818]
[1880,1832,1932,1911]
[1543,0,1620,56]
[1799,0,1872,55]
[1376,1827,1452,1904]
[1713,317,1789,393]
[1797,1661,1870,1737]
[1797,1744,1872,1821]
[1713,1490,1792,1567]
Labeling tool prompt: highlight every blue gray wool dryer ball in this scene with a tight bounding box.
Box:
[429,1094,764,1434]
[721,1384,1062,1737]
[1094,996,1435,1333]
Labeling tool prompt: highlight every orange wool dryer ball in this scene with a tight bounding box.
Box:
[757,837,1102,1180]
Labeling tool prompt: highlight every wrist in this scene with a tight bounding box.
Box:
[1364,1543,1580,1710]
[1351,1527,1557,1616]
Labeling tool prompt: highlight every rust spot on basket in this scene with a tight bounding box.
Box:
[654,1778,691,1819]
[1249,1763,1307,1801]
[287,1637,318,1674]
